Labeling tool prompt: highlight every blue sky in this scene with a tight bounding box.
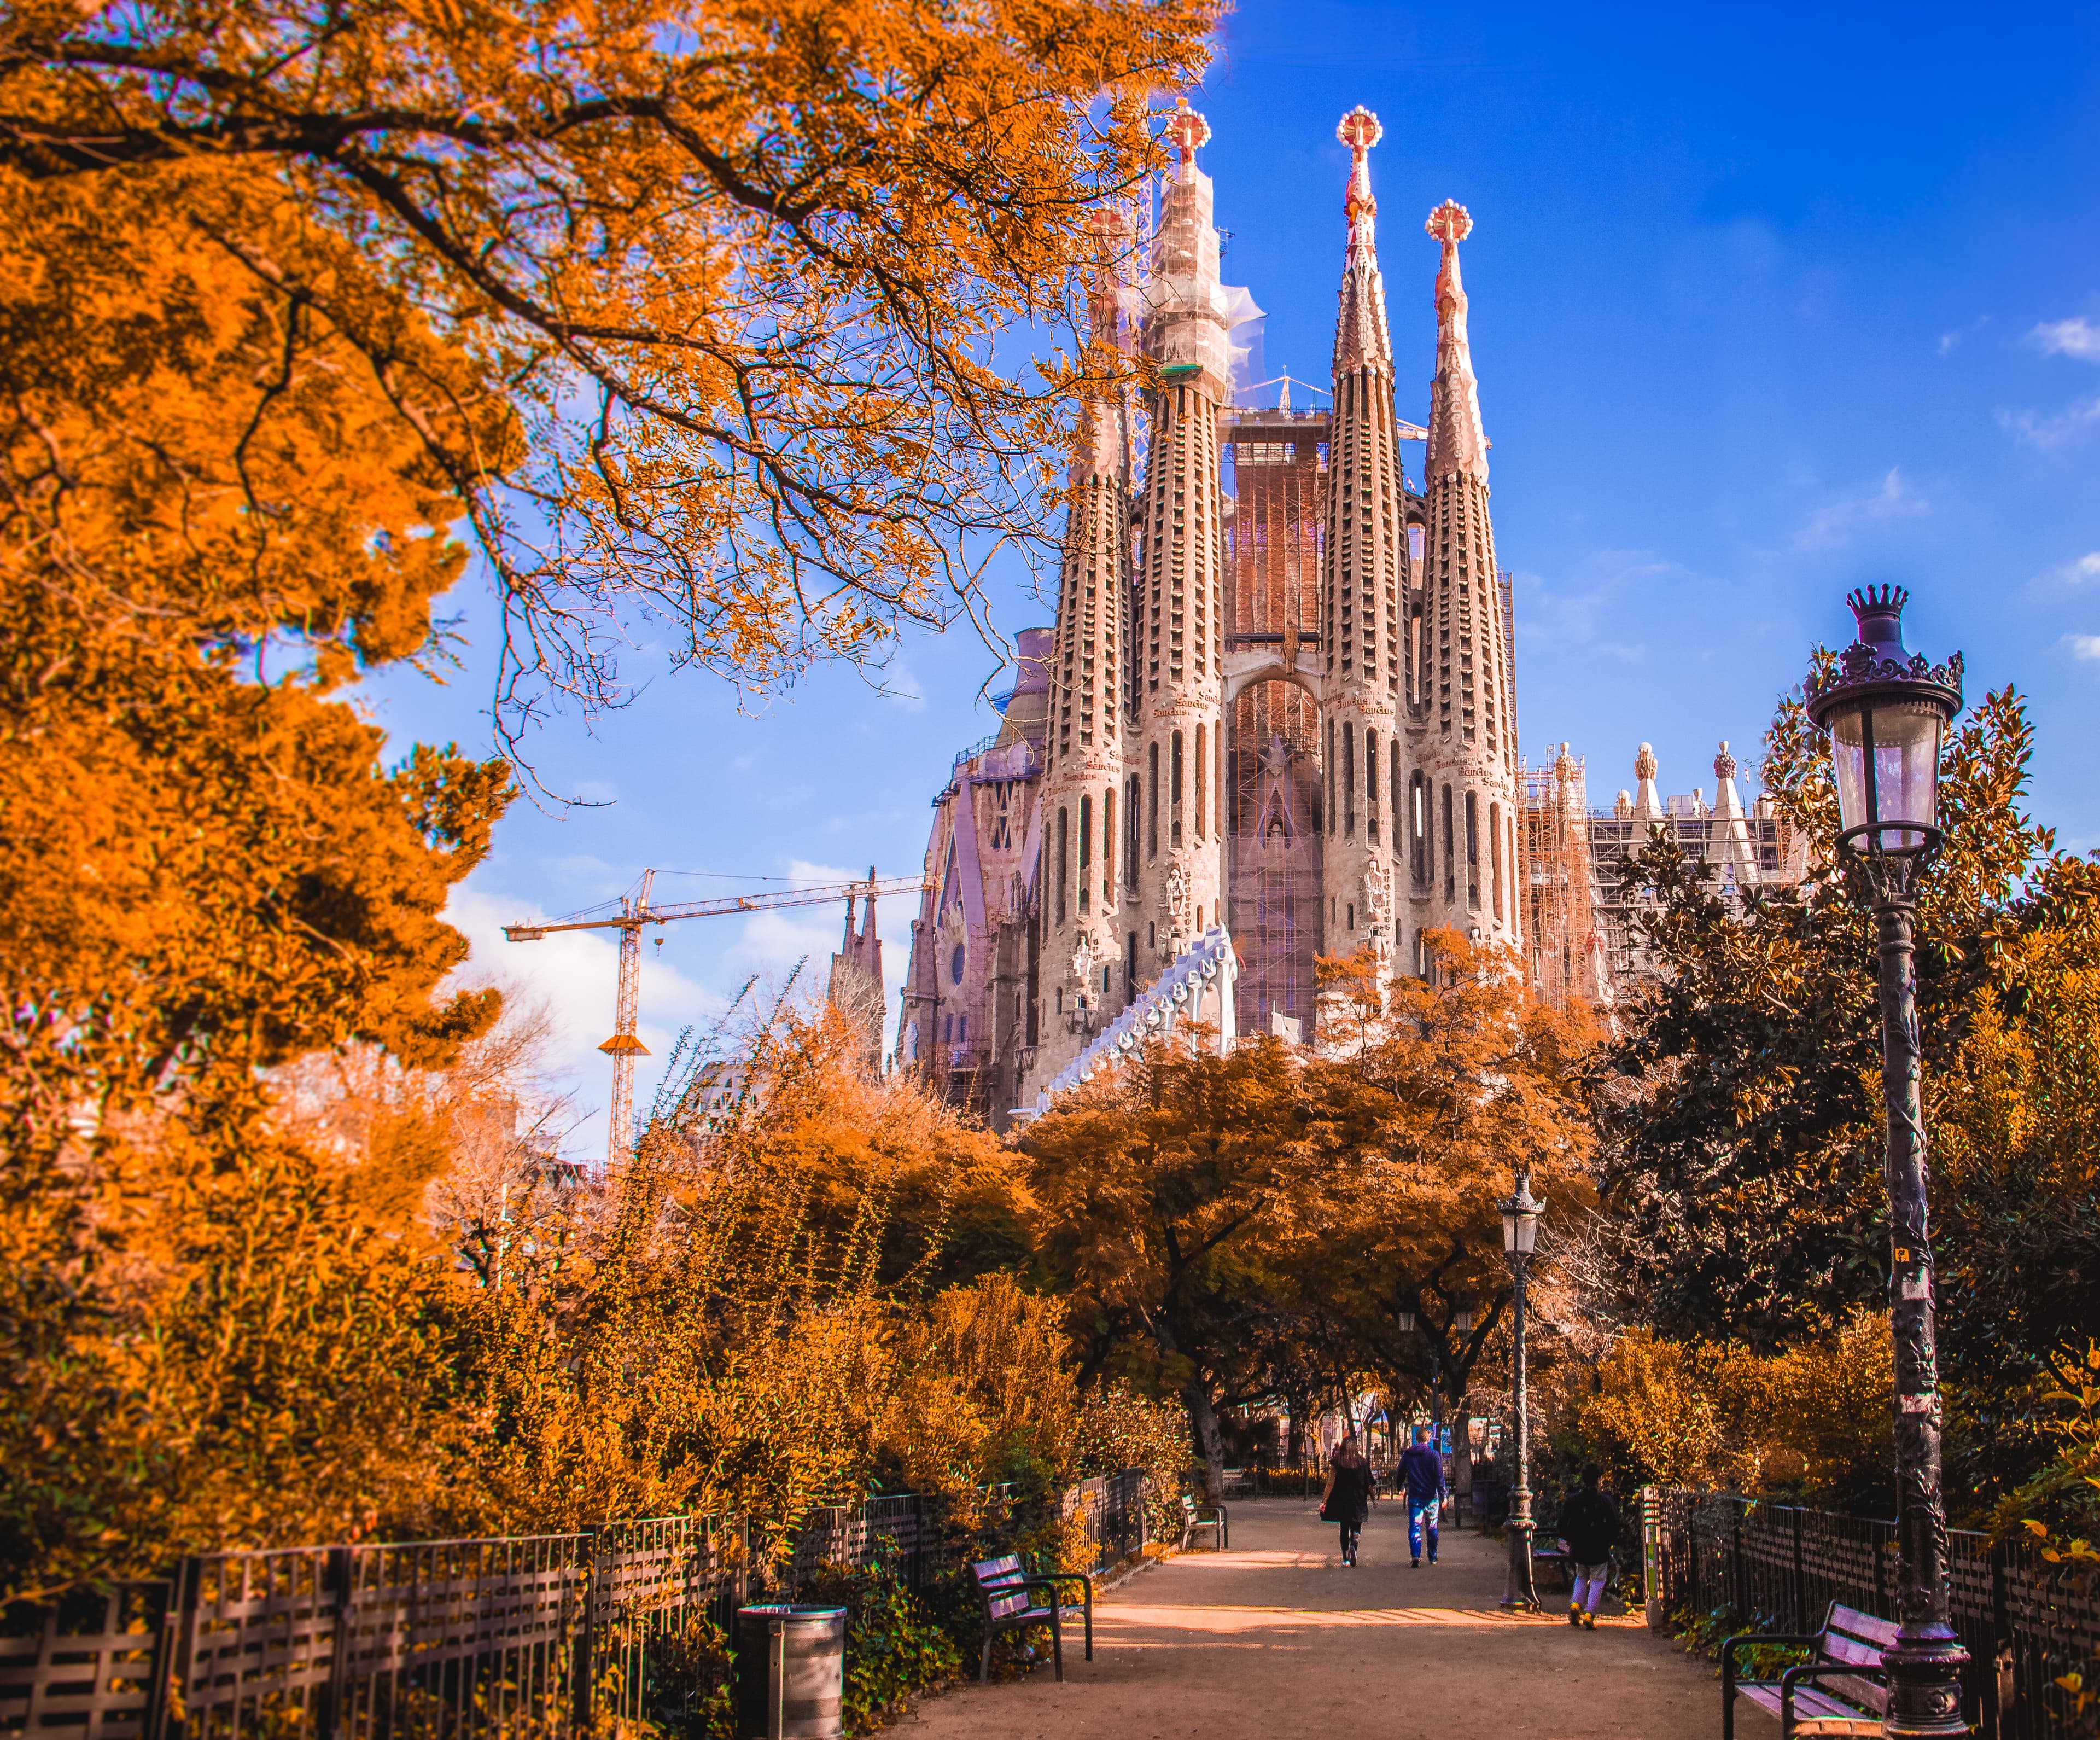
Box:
[358,0,2100,1158]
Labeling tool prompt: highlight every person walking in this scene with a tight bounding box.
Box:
[1397,1424,1446,1568]
[1321,1433,1375,1566]
[1558,1464,1621,1630]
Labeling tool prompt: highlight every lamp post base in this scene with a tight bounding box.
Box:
[1881,1627,1969,1738]
[1498,1516,1539,1612]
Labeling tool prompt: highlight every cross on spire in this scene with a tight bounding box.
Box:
[1166,96,1211,168]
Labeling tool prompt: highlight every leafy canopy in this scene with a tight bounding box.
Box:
[2,0,1218,750]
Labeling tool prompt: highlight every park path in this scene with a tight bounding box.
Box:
[897,1495,1777,1739]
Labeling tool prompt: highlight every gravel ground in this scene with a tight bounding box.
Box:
[894,1495,1776,1739]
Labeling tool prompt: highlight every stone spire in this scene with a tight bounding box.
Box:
[1322,103,1410,976]
[1332,106,1391,373]
[1710,739,1757,882]
[1425,200,1489,484]
[1034,208,1135,1088]
[1411,198,1519,958]
[1630,742,1665,823]
[1125,93,1229,1000]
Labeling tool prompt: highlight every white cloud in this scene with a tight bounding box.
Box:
[1794,468,1930,551]
[1937,331,1960,356]
[2032,316,2100,362]
[1998,394,2100,448]
[2058,553,2100,584]
[2069,635,2100,664]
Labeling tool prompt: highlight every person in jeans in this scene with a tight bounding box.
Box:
[1322,1433,1375,1566]
[1557,1464,1621,1629]
[1397,1424,1446,1568]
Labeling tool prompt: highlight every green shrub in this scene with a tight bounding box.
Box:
[797,1564,961,1734]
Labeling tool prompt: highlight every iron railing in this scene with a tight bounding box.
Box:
[1,1476,1153,1740]
[1644,1488,2100,1739]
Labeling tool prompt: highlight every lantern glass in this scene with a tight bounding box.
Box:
[1452,1310,1474,1332]
[1396,1311,1417,1332]
[1829,696,1944,853]
[1502,1201,1540,1256]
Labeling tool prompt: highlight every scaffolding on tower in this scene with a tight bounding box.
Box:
[1521,744,1602,1009]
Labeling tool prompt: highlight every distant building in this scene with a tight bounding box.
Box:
[1580,740,1810,994]
[894,99,1804,1120]
[897,100,1522,1124]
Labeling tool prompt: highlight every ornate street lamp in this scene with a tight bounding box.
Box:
[1498,1175,1542,1611]
[1804,585,1967,1738]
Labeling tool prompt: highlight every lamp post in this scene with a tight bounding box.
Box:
[1498,1175,1542,1611]
[1804,585,1968,1738]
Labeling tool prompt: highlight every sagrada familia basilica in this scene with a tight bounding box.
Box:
[874,100,1804,1126]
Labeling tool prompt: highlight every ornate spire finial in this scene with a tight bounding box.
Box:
[1426,198,1473,249]
[1635,742,1658,781]
[1424,200,1486,480]
[1338,106,1382,252]
[1714,740,1737,781]
[1166,96,1210,171]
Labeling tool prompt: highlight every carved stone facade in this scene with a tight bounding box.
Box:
[901,100,1527,1122]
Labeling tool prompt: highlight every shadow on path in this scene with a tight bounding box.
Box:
[899,1497,1776,1738]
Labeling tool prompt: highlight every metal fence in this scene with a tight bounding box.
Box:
[1643,1488,2100,1739]
[2,1476,1151,1740]
[1059,1470,1147,1574]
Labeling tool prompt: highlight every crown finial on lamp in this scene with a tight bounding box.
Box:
[1846,583,1911,653]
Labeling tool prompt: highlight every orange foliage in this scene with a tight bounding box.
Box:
[1,0,1218,741]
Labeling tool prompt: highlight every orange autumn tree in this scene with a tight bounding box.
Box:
[1298,930,1601,1479]
[1,0,1219,752]
[0,167,514,1597]
[2,0,1220,1596]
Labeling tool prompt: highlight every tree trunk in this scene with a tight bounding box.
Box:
[1183,1377,1229,1499]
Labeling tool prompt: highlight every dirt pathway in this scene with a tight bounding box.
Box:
[898,1496,1776,1739]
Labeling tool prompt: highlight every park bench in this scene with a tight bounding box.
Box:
[1180,1492,1229,1551]
[1722,1602,1897,1739]
[967,1554,1092,1684]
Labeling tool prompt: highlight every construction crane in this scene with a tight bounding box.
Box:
[504,869,930,1168]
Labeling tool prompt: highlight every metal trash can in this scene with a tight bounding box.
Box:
[735,1604,847,1740]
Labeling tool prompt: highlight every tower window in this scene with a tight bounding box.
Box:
[1443,784,1455,899]
[1490,800,1503,922]
[1127,774,1141,887]
[1194,723,1206,840]
[1343,723,1356,839]
[1102,785,1116,891]
[1365,728,1378,842]
[1148,742,1159,858]
[1466,790,1480,910]
[1171,730,1185,848]
[950,944,965,985]
[1079,795,1092,912]
[1410,772,1428,888]
[1057,806,1069,922]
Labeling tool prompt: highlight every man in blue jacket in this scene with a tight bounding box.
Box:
[1397,1424,1446,1568]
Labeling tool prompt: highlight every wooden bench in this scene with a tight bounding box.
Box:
[967,1554,1092,1684]
[1180,1493,1229,1551]
[1723,1602,1898,1739]
[1530,1538,1572,1591]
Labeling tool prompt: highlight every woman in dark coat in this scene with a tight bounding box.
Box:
[1322,1432,1376,1566]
